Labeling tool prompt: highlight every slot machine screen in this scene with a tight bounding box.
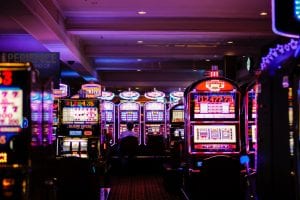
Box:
[62,107,99,124]
[248,90,257,120]
[0,88,23,132]
[145,111,164,122]
[190,92,237,120]
[193,125,236,143]
[101,102,114,122]
[171,109,184,123]
[120,111,138,121]
[144,102,165,122]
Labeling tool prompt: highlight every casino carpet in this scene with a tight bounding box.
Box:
[107,174,183,200]
[107,157,184,200]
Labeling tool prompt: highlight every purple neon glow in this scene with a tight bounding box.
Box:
[260,39,299,70]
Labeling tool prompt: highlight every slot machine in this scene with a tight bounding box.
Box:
[0,62,36,199]
[143,101,167,145]
[101,101,115,146]
[117,101,141,144]
[182,67,243,199]
[42,91,53,145]
[52,83,69,142]
[56,98,101,160]
[256,39,300,200]
[169,103,184,141]
[30,90,43,146]
[245,82,258,171]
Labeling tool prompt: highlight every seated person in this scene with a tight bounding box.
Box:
[119,122,138,140]
[118,122,139,158]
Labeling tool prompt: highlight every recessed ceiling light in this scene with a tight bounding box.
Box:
[193,69,197,72]
[260,12,268,16]
[137,69,141,72]
[205,59,210,62]
[227,41,234,44]
[137,11,147,15]
[137,40,143,44]
[137,58,142,62]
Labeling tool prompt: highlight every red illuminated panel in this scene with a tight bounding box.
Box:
[195,79,235,92]
[191,93,236,119]
[0,88,23,131]
[0,71,13,86]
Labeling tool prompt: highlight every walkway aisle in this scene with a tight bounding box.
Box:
[107,157,184,200]
[108,173,183,200]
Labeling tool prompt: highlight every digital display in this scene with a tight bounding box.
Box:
[119,102,139,110]
[101,101,114,122]
[190,93,237,120]
[248,91,257,120]
[144,102,164,110]
[69,130,82,136]
[171,110,184,123]
[193,125,236,143]
[62,107,99,124]
[145,111,164,122]
[0,88,23,131]
[102,111,113,122]
[120,111,139,122]
[0,71,13,86]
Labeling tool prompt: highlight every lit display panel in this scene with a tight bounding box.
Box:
[248,90,257,120]
[145,111,164,122]
[193,125,236,143]
[190,92,237,120]
[0,88,23,132]
[171,109,184,123]
[120,111,139,122]
[101,102,114,122]
[144,102,165,122]
[62,107,98,124]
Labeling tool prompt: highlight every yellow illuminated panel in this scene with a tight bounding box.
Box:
[0,152,8,163]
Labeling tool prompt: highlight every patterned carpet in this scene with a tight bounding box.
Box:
[107,174,183,200]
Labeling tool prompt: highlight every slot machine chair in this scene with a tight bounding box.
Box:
[118,136,139,172]
[192,155,243,200]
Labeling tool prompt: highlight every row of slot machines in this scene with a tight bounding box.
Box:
[54,98,179,159]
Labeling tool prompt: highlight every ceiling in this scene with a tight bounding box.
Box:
[0,0,282,96]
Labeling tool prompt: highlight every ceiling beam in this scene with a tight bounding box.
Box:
[4,0,98,80]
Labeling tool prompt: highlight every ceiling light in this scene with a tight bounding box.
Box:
[205,59,210,62]
[137,11,147,15]
[137,69,141,72]
[137,58,142,62]
[227,41,234,44]
[260,12,268,16]
[137,40,143,44]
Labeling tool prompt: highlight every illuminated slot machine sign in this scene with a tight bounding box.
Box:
[187,78,240,154]
[60,99,99,137]
[118,102,141,143]
[0,63,33,165]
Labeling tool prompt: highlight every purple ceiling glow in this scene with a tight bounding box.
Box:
[0,34,48,52]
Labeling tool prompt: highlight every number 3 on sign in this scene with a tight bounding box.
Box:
[0,135,6,144]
